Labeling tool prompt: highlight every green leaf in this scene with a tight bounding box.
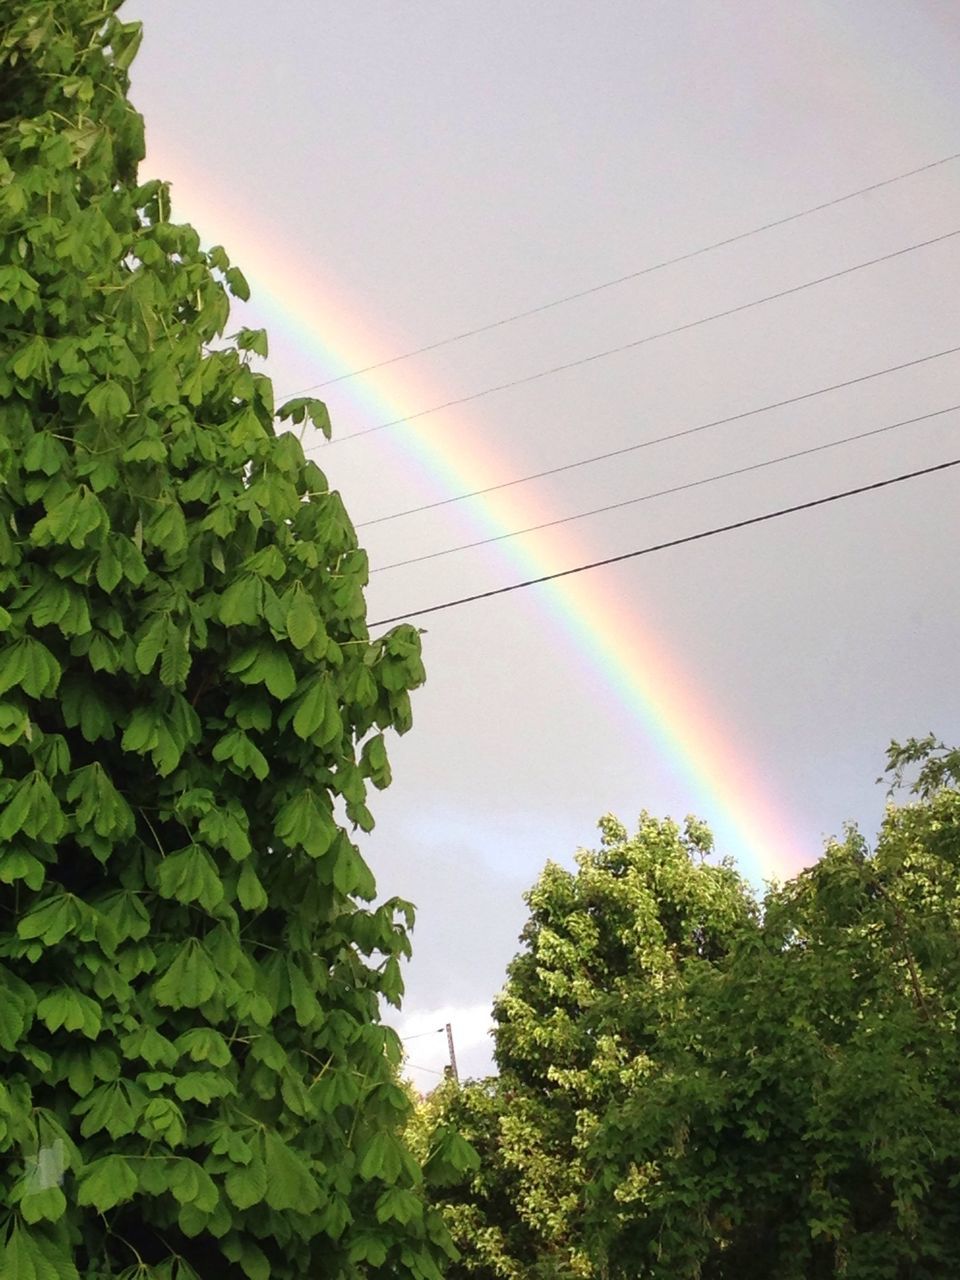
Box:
[225,266,250,300]
[67,763,134,838]
[61,678,115,743]
[380,954,404,1008]
[235,327,269,358]
[359,1131,400,1182]
[211,728,270,781]
[154,939,219,1009]
[95,544,122,592]
[148,361,181,407]
[244,546,287,580]
[120,1024,178,1069]
[134,613,167,675]
[333,837,376,898]
[37,987,101,1038]
[123,435,167,464]
[144,500,187,556]
[424,1127,482,1185]
[121,698,196,776]
[219,575,263,627]
[160,620,190,687]
[23,431,67,477]
[169,1158,219,1211]
[0,849,45,892]
[0,1219,78,1280]
[85,380,131,425]
[228,644,296,700]
[274,789,337,858]
[225,1154,267,1211]
[174,1070,234,1103]
[237,861,268,911]
[291,678,326,740]
[0,998,25,1052]
[305,398,333,440]
[291,676,341,744]
[110,20,144,70]
[176,1026,232,1067]
[19,1184,66,1226]
[0,264,40,309]
[30,487,108,550]
[96,891,151,943]
[142,1097,186,1147]
[18,894,88,946]
[198,801,252,860]
[286,588,319,649]
[277,396,333,440]
[73,1079,141,1138]
[0,771,66,842]
[375,1186,423,1226]
[0,638,61,698]
[287,959,321,1028]
[116,535,149,584]
[0,701,27,747]
[76,1155,138,1211]
[236,1242,270,1280]
[12,335,51,382]
[156,845,224,912]
[263,1130,320,1212]
[348,1234,389,1267]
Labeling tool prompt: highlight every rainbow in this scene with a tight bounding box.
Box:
[144,146,811,885]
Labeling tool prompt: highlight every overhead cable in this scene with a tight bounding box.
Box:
[354,344,960,527]
[312,228,960,446]
[370,405,960,572]
[282,149,960,397]
[367,457,960,627]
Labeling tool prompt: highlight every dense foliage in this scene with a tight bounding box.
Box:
[425,751,960,1279]
[0,3,457,1276]
[424,814,755,1279]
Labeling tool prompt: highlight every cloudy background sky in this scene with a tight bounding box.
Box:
[126,0,960,1085]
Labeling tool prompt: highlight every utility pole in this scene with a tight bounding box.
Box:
[444,1022,459,1084]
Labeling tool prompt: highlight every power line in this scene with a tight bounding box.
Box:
[354,345,960,527]
[367,457,959,628]
[370,405,960,572]
[282,150,960,397]
[311,228,960,446]
[371,405,960,572]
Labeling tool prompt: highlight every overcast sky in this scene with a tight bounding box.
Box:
[126,0,960,1085]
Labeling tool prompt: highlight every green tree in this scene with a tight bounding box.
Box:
[588,762,960,1278]
[424,814,756,1278]
[0,3,453,1276]
[425,759,960,1279]
[411,1077,523,1280]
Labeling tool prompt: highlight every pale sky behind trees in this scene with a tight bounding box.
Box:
[125,0,960,1084]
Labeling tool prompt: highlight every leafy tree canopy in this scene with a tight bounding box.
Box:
[423,813,756,1279]
[0,2,456,1276]
[425,754,960,1280]
[589,770,960,1278]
